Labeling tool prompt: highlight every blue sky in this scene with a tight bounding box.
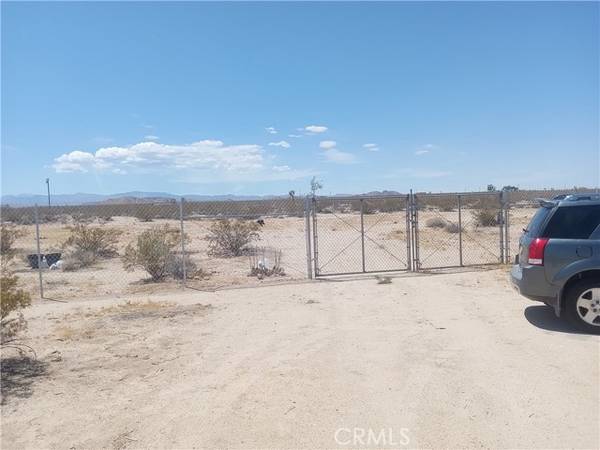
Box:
[2,1,598,196]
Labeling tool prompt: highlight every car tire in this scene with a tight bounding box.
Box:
[564,279,600,334]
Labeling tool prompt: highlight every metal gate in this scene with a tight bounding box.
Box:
[307,191,508,277]
[310,195,411,276]
[412,192,506,270]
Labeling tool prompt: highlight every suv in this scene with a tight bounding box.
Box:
[511,194,600,333]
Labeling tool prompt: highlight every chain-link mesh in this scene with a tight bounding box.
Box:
[0,197,309,300]
[3,188,594,299]
[414,192,504,269]
[312,196,410,275]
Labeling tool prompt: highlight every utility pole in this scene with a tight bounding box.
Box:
[45,178,51,208]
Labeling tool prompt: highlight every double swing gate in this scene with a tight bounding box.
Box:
[306,191,509,277]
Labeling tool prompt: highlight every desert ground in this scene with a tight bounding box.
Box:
[9,207,535,300]
[2,268,598,449]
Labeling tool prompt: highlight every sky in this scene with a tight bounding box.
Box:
[1,1,599,197]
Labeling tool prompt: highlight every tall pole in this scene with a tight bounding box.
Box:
[46,178,51,208]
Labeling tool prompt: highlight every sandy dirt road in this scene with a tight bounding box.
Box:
[2,268,598,449]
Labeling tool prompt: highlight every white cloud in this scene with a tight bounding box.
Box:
[52,139,308,182]
[305,125,328,134]
[319,140,337,150]
[144,135,159,141]
[265,126,278,134]
[268,140,291,149]
[363,143,380,152]
[322,148,356,164]
[415,144,438,156]
[288,134,302,138]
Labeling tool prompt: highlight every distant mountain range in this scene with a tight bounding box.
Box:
[0,190,408,206]
[0,191,274,206]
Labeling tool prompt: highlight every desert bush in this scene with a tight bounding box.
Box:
[134,208,154,222]
[1,224,24,261]
[472,209,498,227]
[62,224,121,265]
[61,250,96,271]
[207,219,260,257]
[1,271,31,344]
[122,224,184,281]
[425,217,447,228]
[248,247,285,278]
[444,222,462,233]
[168,255,198,280]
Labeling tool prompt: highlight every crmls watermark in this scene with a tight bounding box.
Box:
[334,427,410,447]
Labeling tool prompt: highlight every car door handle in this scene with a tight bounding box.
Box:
[576,246,592,258]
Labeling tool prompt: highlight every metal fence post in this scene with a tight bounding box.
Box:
[311,197,319,276]
[405,195,412,271]
[304,195,313,279]
[505,199,511,264]
[34,204,44,299]
[499,192,505,264]
[458,194,463,267]
[360,199,366,272]
[179,197,187,288]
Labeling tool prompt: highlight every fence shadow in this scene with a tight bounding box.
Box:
[1,356,49,405]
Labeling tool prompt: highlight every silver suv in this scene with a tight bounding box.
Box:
[511,194,600,334]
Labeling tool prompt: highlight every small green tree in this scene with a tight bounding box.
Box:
[1,271,31,344]
[122,225,183,281]
[1,224,24,262]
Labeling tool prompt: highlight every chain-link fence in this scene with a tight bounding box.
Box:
[2,188,596,300]
[0,197,310,300]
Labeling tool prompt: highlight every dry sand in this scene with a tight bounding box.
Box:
[2,268,598,449]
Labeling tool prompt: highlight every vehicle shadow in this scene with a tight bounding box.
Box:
[524,305,588,335]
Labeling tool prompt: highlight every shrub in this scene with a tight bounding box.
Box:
[122,225,184,281]
[207,219,260,257]
[61,250,96,271]
[62,224,121,266]
[472,209,498,227]
[444,222,462,234]
[1,224,24,261]
[425,217,447,228]
[1,271,31,344]
[135,208,154,222]
[168,255,200,280]
[248,247,285,278]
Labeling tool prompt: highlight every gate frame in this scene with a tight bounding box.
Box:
[309,194,411,277]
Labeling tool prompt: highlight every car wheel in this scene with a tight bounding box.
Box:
[564,279,600,334]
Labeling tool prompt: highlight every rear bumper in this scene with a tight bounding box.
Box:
[510,264,560,312]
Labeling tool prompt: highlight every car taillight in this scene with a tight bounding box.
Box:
[528,238,549,265]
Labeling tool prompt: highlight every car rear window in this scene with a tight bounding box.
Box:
[542,205,600,239]
[524,207,551,236]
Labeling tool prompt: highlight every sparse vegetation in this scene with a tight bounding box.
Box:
[61,224,121,269]
[444,222,462,233]
[207,219,260,257]
[168,254,207,280]
[63,224,121,258]
[248,247,285,278]
[134,208,154,222]
[1,224,24,261]
[426,217,447,228]
[1,271,31,345]
[61,250,96,271]
[472,209,499,227]
[122,224,185,281]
